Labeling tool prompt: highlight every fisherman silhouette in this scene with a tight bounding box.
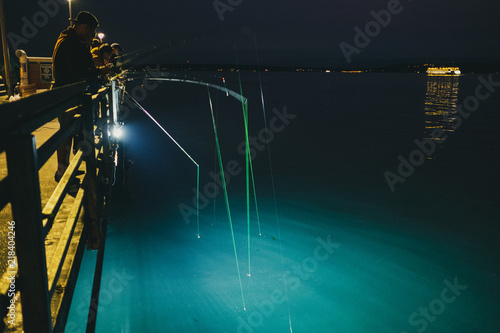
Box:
[52,11,100,184]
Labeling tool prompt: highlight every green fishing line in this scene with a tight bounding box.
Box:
[207,87,247,311]
[196,165,200,238]
[243,101,251,276]
[237,74,262,277]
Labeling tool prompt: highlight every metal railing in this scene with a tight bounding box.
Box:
[0,78,123,332]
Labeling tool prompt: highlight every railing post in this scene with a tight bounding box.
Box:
[86,89,112,333]
[101,89,112,191]
[6,134,52,333]
[110,79,118,124]
[81,92,100,249]
[0,0,13,97]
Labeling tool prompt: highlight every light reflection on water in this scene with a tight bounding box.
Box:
[423,75,460,143]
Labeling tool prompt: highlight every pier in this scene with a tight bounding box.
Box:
[0,78,124,332]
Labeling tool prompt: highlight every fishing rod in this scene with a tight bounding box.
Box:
[125,74,248,105]
[150,77,247,104]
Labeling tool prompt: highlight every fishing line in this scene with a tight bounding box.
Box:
[243,101,263,273]
[207,87,247,311]
[233,44,261,278]
[253,33,293,333]
[241,89,251,278]
[248,141,261,236]
[213,86,220,222]
[125,91,201,237]
[239,83,261,277]
[222,77,229,96]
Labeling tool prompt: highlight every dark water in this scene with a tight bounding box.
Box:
[66,72,499,332]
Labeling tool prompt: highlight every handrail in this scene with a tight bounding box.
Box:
[42,149,84,231]
[5,134,52,332]
[0,82,86,133]
[26,56,52,63]
[0,77,124,332]
[12,95,83,138]
[47,187,85,296]
[37,114,81,168]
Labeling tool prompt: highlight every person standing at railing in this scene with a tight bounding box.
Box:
[92,43,114,78]
[109,43,123,72]
[52,11,99,92]
[91,38,101,50]
[52,11,100,183]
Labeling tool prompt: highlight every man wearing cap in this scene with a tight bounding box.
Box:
[110,43,122,56]
[52,11,100,183]
[52,11,99,90]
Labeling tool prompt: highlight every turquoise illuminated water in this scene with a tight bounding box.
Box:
[66,72,499,332]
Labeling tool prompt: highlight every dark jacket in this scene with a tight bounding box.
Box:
[52,27,98,89]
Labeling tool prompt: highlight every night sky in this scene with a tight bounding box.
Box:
[3,0,500,67]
